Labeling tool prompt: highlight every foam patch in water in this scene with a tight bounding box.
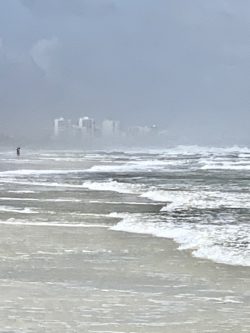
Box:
[110,213,250,266]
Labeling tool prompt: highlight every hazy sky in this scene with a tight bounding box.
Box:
[0,0,249,143]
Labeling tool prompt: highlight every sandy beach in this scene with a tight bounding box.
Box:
[0,222,249,333]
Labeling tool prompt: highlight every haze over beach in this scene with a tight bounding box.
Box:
[0,1,250,332]
[0,0,250,145]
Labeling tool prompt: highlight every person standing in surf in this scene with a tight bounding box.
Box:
[16,147,21,157]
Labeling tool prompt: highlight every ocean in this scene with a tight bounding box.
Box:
[0,146,250,332]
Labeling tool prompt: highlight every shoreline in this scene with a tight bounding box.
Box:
[0,223,249,332]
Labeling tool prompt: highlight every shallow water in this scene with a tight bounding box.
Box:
[0,146,250,332]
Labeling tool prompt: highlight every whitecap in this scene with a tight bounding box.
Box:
[82,180,143,194]
[109,213,250,266]
[141,189,250,211]
[0,206,38,214]
[0,169,83,177]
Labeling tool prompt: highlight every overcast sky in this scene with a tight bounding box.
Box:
[0,0,249,143]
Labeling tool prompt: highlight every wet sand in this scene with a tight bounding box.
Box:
[0,223,249,333]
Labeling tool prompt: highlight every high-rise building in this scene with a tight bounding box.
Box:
[78,117,95,136]
[54,118,72,137]
[127,125,151,137]
[102,119,121,137]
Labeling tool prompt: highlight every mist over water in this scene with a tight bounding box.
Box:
[0,0,250,331]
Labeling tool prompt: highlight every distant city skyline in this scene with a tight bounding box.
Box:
[53,116,163,146]
[0,1,249,145]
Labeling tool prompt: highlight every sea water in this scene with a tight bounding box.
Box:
[0,146,250,332]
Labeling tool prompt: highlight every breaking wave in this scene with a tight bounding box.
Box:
[81,180,144,194]
[0,206,38,214]
[0,169,83,177]
[86,160,183,173]
[110,213,250,267]
[141,190,250,211]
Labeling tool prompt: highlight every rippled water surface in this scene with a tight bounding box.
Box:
[0,146,250,332]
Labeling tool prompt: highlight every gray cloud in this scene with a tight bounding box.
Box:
[20,0,117,17]
[30,37,60,75]
[0,0,249,144]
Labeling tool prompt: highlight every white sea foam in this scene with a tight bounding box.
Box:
[86,164,156,173]
[86,160,181,173]
[141,189,250,211]
[168,145,250,156]
[82,180,143,194]
[89,200,158,205]
[0,206,38,214]
[4,181,249,212]
[0,219,109,228]
[201,162,250,171]
[8,190,37,194]
[0,197,81,203]
[0,178,144,193]
[197,151,250,171]
[110,213,250,266]
[119,145,250,156]
[0,197,38,201]
[0,169,83,177]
